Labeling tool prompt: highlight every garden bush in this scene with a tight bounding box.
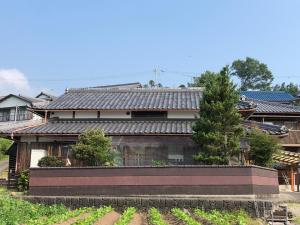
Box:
[38,156,65,167]
[16,170,29,192]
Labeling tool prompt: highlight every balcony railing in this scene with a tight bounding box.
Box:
[0,112,33,122]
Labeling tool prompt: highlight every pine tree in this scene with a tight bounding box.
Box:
[192,66,243,165]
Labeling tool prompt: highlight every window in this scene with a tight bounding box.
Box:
[131,111,167,118]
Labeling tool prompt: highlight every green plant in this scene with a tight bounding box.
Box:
[0,190,68,225]
[38,156,65,167]
[248,128,281,167]
[148,208,167,225]
[171,208,201,225]
[193,66,243,165]
[26,207,89,225]
[72,129,117,166]
[0,138,12,160]
[72,206,112,225]
[16,170,29,192]
[115,207,136,225]
[194,209,248,225]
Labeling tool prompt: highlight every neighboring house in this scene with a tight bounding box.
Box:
[0,94,46,122]
[36,92,57,101]
[241,91,296,104]
[91,82,142,89]
[244,98,300,152]
[0,87,289,174]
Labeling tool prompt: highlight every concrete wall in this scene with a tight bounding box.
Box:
[21,195,273,217]
[29,166,279,196]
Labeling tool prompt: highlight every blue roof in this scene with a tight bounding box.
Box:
[240,91,296,102]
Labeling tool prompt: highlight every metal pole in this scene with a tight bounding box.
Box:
[14,105,18,122]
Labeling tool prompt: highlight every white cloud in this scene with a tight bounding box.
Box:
[0,69,31,96]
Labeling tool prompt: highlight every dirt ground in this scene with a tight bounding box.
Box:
[94,211,120,225]
[54,213,90,225]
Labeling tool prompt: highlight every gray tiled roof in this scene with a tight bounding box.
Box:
[37,88,203,110]
[11,120,193,135]
[242,120,289,135]
[5,119,286,136]
[236,100,257,110]
[250,99,300,113]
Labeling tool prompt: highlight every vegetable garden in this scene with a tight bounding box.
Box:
[0,188,263,225]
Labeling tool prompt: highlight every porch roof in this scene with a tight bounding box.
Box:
[1,119,288,136]
[273,151,300,165]
[10,119,194,136]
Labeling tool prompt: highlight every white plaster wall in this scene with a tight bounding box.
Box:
[167,111,197,119]
[0,96,28,108]
[76,111,97,119]
[50,111,73,119]
[21,136,37,142]
[101,111,131,119]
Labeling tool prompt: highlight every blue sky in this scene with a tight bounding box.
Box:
[0,0,299,95]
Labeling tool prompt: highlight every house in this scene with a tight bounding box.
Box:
[0,86,290,176]
[0,94,47,123]
[240,91,296,104]
[244,98,300,152]
[35,92,57,101]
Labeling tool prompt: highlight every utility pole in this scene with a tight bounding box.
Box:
[153,68,164,87]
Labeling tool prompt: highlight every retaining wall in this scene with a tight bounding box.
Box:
[29,165,279,196]
[20,195,273,217]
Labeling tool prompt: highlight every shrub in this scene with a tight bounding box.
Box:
[72,129,116,166]
[0,138,12,160]
[38,156,65,167]
[16,170,29,192]
[248,128,281,167]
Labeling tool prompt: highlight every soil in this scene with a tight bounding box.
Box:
[54,212,90,225]
[93,211,120,225]
[163,213,185,225]
[128,213,143,225]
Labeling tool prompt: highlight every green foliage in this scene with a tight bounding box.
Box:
[0,138,12,160]
[73,206,112,225]
[151,160,167,166]
[188,71,218,88]
[148,208,167,225]
[171,208,201,225]
[273,82,299,97]
[72,129,116,166]
[143,80,163,88]
[193,66,243,165]
[194,209,248,225]
[115,207,136,225]
[248,128,281,167]
[0,190,68,225]
[27,208,90,225]
[38,156,65,167]
[16,170,29,192]
[231,57,273,91]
